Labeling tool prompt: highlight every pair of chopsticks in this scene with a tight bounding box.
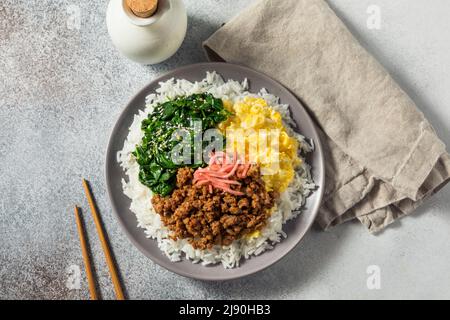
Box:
[74,179,125,300]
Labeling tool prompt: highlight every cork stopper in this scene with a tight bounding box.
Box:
[126,0,158,18]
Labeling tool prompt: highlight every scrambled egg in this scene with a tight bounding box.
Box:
[219,97,301,193]
[247,230,261,239]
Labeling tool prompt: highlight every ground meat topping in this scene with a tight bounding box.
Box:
[151,166,276,250]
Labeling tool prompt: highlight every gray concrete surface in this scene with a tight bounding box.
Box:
[0,0,449,300]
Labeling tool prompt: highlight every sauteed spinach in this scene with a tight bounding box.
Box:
[133,93,231,196]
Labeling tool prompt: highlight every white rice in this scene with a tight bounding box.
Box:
[117,72,316,268]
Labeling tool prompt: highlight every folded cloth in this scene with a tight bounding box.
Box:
[203,0,450,232]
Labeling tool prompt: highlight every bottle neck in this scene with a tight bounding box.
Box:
[122,0,170,27]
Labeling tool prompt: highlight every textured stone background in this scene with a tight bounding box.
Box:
[0,0,449,300]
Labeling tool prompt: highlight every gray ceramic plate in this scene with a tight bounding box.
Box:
[106,62,325,281]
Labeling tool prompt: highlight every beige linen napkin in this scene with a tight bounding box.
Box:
[203,0,450,232]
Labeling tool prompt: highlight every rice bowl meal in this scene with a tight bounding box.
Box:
[118,72,316,268]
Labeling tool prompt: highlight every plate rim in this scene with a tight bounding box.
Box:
[105,62,325,281]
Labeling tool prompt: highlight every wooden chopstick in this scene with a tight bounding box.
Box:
[74,206,98,300]
[82,179,125,300]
